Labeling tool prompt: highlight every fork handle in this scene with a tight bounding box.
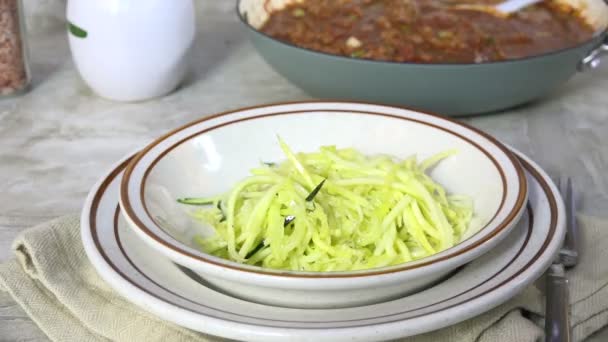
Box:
[545,264,571,342]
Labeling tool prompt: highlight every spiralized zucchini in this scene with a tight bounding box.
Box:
[178,138,473,272]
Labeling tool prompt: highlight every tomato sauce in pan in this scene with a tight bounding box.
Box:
[260,0,595,63]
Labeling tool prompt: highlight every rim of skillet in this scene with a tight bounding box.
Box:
[235,0,608,68]
[119,100,529,283]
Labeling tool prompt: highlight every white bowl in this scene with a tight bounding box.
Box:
[120,101,528,309]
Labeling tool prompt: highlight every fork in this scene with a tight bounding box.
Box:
[545,178,579,342]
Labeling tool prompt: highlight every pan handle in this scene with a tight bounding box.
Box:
[578,36,608,72]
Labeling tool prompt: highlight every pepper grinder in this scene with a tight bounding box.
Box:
[67,0,196,102]
[0,0,30,97]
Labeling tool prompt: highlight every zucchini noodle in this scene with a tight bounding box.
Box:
[179,138,473,271]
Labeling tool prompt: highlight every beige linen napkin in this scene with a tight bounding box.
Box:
[1,215,607,342]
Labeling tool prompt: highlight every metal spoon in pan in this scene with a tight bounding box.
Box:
[451,0,543,17]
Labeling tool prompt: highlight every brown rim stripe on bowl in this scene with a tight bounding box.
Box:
[124,106,526,277]
[120,103,528,278]
[89,155,555,328]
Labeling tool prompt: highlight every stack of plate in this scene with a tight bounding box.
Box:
[81,102,565,342]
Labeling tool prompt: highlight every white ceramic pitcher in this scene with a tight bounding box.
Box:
[67,0,196,102]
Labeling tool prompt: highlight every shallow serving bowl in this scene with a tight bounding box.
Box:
[237,0,608,116]
[119,101,528,309]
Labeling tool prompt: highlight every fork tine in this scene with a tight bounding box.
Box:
[567,178,577,245]
[566,178,573,208]
[560,177,579,267]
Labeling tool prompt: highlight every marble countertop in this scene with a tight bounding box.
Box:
[1,1,607,340]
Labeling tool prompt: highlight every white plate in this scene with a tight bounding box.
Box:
[81,149,565,342]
